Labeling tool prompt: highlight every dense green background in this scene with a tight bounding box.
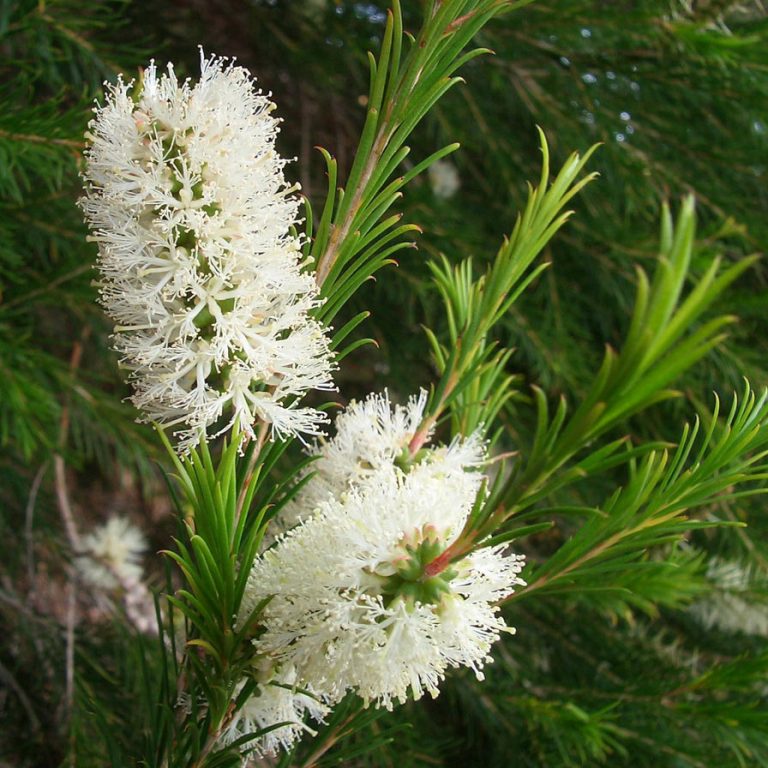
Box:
[1,1,767,766]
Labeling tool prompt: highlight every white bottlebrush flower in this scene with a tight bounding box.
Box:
[81,51,335,451]
[428,158,460,199]
[275,389,485,536]
[76,515,147,590]
[221,665,328,755]
[689,557,768,637]
[77,516,157,633]
[242,451,525,710]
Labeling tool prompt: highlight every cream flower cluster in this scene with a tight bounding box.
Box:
[239,391,525,732]
[221,665,328,756]
[276,389,484,533]
[81,53,334,450]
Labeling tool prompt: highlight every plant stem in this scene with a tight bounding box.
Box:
[235,420,270,524]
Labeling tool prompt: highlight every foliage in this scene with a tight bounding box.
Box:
[1,1,767,767]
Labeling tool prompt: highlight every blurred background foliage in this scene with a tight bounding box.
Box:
[1,0,767,766]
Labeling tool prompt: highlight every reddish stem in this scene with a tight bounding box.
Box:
[423,532,476,578]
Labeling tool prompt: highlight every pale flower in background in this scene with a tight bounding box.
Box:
[77,516,157,634]
[689,557,768,637]
[81,52,335,451]
[77,515,146,590]
[428,158,461,199]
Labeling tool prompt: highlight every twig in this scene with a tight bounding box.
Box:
[314,127,391,287]
[500,509,680,605]
[54,330,90,550]
[0,657,42,734]
[300,714,357,768]
[235,420,270,524]
[0,585,51,625]
[25,462,49,590]
[64,577,77,727]
[189,700,238,768]
[408,367,461,456]
[1,264,91,310]
[38,10,123,74]
[52,330,90,731]
[0,583,58,687]
[22,463,51,664]
[0,128,83,150]
[54,456,81,550]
